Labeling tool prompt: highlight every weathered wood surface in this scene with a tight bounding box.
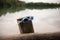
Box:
[17,16,34,34]
[0,32,60,40]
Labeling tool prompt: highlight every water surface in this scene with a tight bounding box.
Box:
[0,8,60,35]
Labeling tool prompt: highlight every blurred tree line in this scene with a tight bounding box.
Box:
[26,2,60,9]
[0,0,26,8]
[0,0,60,16]
[0,0,26,16]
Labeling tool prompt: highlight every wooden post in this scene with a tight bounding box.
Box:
[17,16,34,34]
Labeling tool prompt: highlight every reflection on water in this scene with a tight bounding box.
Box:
[0,8,60,35]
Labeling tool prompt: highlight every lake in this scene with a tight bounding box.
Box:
[0,8,60,35]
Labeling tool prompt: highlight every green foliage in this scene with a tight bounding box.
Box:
[0,0,26,16]
[0,0,60,16]
[26,3,60,9]
[0,5,26,16]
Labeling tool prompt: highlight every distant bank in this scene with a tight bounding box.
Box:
[0,0,60,16]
